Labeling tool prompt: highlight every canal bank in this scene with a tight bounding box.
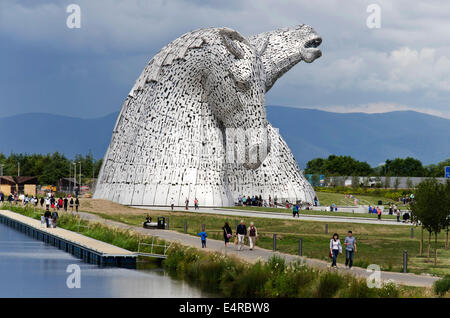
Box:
[0,210,137,268]
[0,221,211,297]
[0,206,442,297]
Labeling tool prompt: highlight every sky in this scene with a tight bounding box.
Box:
[1,0,450,119]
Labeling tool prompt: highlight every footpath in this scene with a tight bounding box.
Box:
[78,211,438,288]
[133,206,409,226]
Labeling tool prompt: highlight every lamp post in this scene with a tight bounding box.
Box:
[69,162,72,193]
[0,164,3,188]
[73,162,76,195]
[79,161,81,191]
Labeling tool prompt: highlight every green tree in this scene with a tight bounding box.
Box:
[411,179,449,265]
[393,177,400,190]
[381,157,426,177]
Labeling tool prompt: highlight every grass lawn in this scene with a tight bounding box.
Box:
[225,206,398,219]
[316,191,410,209]
[81,199,448,277]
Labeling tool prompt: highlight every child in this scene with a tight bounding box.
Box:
[40,214,45,228]
[197,230,207,248]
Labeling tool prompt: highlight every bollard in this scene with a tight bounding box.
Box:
[410,227,414,239]
[325,224,328,234]
[184,221,187,234]
[166,217,170,230]
[299,237,303,256]
[202,224,205,232]
[403,250,408,273]
[273,234,277,252]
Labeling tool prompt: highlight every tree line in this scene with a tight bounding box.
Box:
[0,152,103,185]
[304,155,450,178]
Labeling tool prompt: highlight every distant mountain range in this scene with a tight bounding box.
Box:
[0,107,448,168]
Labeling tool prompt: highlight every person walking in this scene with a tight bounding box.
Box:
[344,231,357,269]
[248,222,258,250]
[329,233,342,268]
[75,198,79,212]
[40,197,44,209]
[185,197,189,210]
[63,197,68,212]
[51,210,59,228]
[194,198,199,210]
[396,209,400,222]
[377,207,381,220]
[69,198,74,212]
[236,220,247,251]
[292,204,298,218]
[222,222,232,247]
[170,198,175,211]
[44,208,52,228]
[197,229,207,248]
[45,196,50,210]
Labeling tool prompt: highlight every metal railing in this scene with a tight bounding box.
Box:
[137,237,173,258]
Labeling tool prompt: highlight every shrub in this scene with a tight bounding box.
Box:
[376,282,400,298]
[342,278,377,298]
[433,275,450,297]
[314,271,345,298]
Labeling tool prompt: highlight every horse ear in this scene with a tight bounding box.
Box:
[256,36,270,56]
[219,28,248,59]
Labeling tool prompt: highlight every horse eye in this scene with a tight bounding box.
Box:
[235,79,250,91]
[229,71,250,92]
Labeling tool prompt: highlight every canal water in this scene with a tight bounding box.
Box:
[0,222,209,297]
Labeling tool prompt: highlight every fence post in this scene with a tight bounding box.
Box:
[403,250,408,273]
[273,234,277,252]
[184,221,187,234]
[325,224,328,234]
[166,217,170,230]
[410,227,414,239]
[299,237,303,256]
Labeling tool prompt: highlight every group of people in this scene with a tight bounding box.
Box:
[238,195,266,207]
[198,220,258,250]
[198,220,359,270]
[41,194,80,213]
[41,208,59,228]
[0,192,41,207]
[368,205,383,220]
[182,197,199,210]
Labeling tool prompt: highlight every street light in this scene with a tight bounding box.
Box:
[79,161,82,191]
[73,162,77,195]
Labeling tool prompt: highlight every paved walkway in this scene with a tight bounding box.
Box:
[78,211,438,288]
[132,206,409,226]
[0,210,134,256]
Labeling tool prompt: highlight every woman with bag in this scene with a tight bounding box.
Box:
[329,233,342,268]
[222,222,232,247]
[248,222,258,250]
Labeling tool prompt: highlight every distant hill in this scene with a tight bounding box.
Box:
[267,106,449,167]
[0,107,448,167]
[0,112,117,159]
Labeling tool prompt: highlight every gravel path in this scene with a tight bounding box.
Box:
[132,206,409,226]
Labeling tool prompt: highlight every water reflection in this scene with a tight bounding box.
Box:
[0,223,209,298]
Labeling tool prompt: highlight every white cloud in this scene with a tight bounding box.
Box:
[1,0,450,118]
